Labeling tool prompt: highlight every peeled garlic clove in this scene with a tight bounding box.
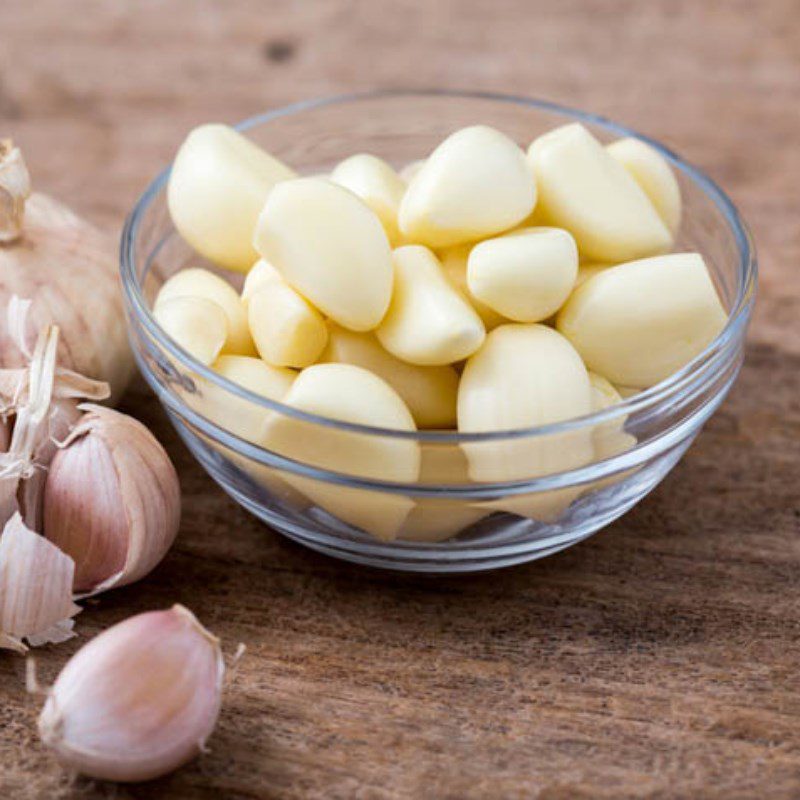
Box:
[0,512,80,653]
[527,123,672,262]
[154,295,228,365]
[377,245,485,366]
[459,325,593,522]
[320,322,459,429]
[330,154,407,245]
[557,253,727,387]
[241,258,282,304]
[399,126,536,248]
[440,245,506,330]
[400,445,486,542]
[203,354,295,444]
[607,137,681,234]
[399,159,425,183]
[254,177,393,331]
[156,268,255,356]
[261,364,420,540]
[168,124,296,272]
[467,227,578,322]
[588,371,637,460]
[38,604,224,782]
[43,404,181,595]
[248,281,328,368]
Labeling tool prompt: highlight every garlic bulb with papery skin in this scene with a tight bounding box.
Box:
[0,512,80,653]
[43,404,180,595]
[0,142,132,402]
[38,605,224,782]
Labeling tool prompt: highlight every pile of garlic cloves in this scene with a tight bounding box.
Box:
[0,297,181,650]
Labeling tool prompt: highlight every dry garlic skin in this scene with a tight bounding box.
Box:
[261,364,420,539]
[38,606,223,783]
[377,245,485,366]
[399,126,536,248]
[248,281,328,368]
[156,267,254,356]
[607,137,681,234]
[330,154,407,245]
[458,324,594,482]
[440,245,506,330]
[527,123,672,262]
[321,322,459,429]
[167,124,295,272]
[254,178,393,331]
[557,253,728,387]
[154,295,227,365]
[467,227,578,322]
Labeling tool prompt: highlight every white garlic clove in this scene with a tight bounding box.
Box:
[329,153,407,246]
[154,295,228,365]
[38,604,224,783]
[43,404,181,595]
[253,177,394,331]
[606,137,682,234]
[155,268,256,357]
[168,124,296,272]
[399,126,537,248]
[376,245,485,366]
[241,258,282,305]
[0,512,80,653]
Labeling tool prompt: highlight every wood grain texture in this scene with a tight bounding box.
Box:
[1,1,798,797]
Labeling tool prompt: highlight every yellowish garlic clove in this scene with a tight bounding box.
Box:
[253,177,394,331]
[241,258,282,305]
[320,322,459,429]
[248,280,328,368]
[376,245,485,366]
[154,295,228,365]
[37,604,224,783]
[42,404,181,595]
[329,154,407,246]
[156,268,256,356]
[0,512,80,653]
[399,126,536,248]
[168,124,296,272]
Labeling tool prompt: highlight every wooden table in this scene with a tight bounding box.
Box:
[1,1,798,797]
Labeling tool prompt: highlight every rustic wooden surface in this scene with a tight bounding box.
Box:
[1,1,799,797]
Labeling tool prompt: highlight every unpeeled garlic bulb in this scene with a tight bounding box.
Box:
[0,301,109,530]
[38,604,224,783]
[0,141,132,402]
[43,404,181,595]
[0,512,80,653]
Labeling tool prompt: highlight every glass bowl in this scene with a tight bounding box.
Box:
[120,90,756,573]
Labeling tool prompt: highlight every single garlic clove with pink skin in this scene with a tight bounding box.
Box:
[38,605,224,783]
[0,512,80,653]
[43,404,181,595]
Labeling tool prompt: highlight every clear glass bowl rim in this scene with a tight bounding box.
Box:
[120,88,757,445]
